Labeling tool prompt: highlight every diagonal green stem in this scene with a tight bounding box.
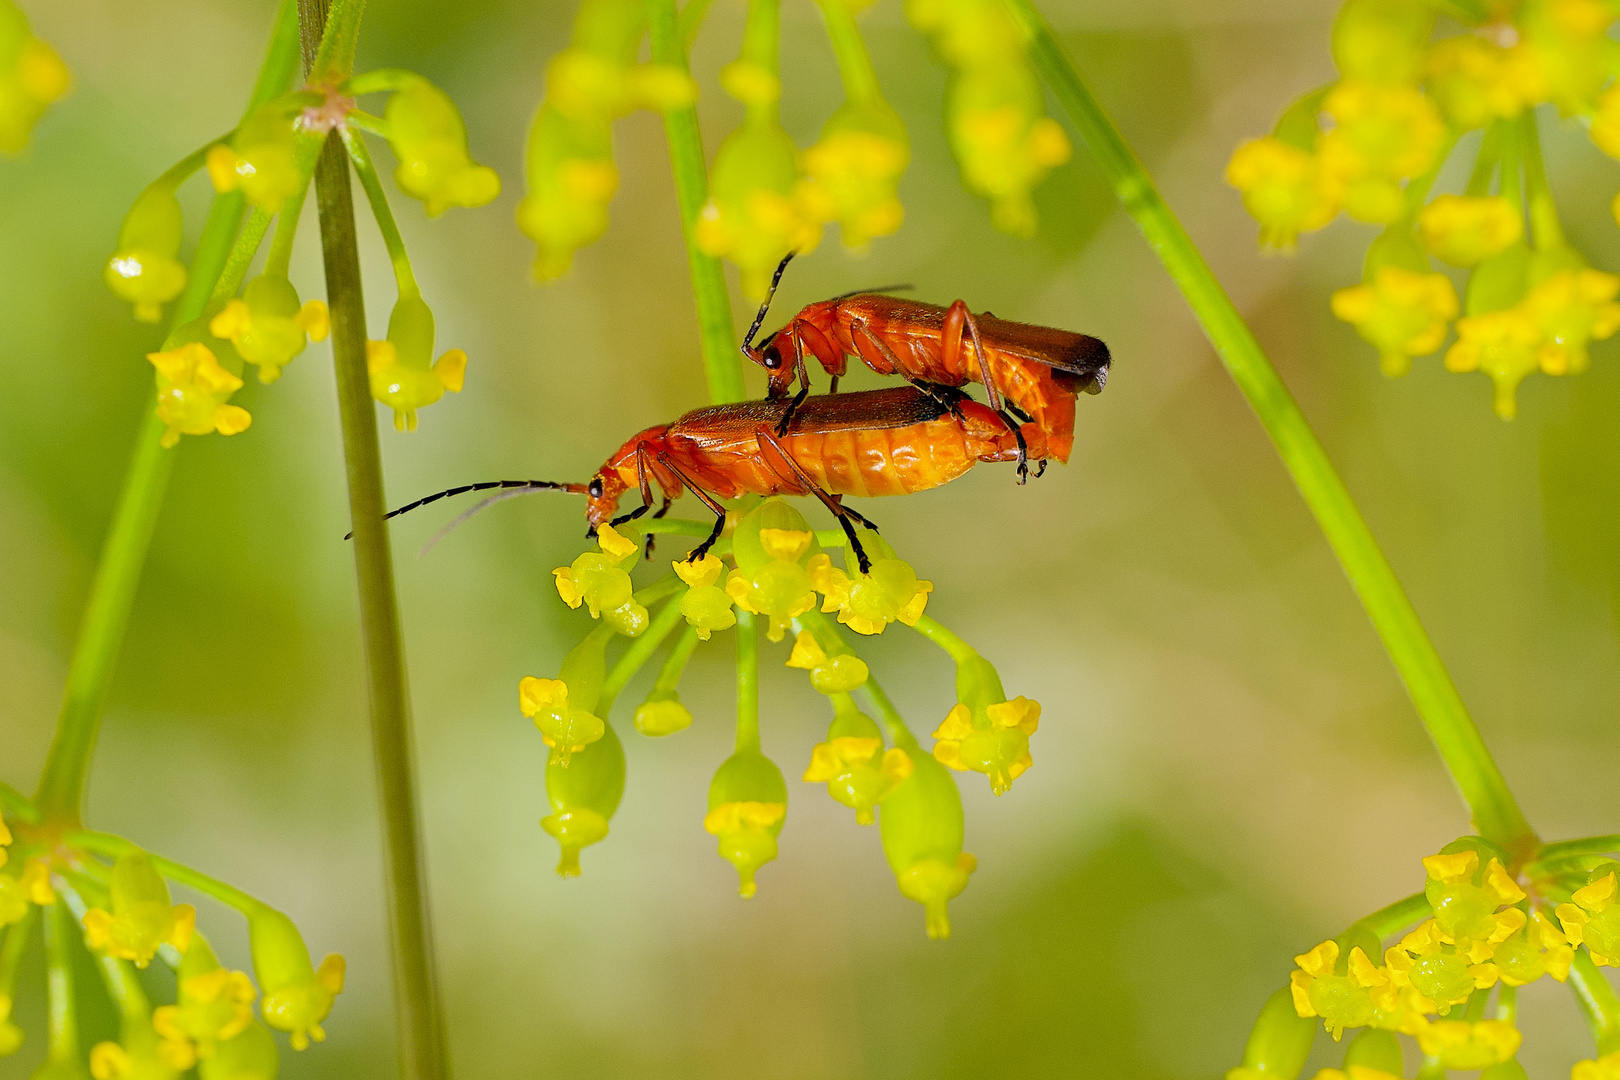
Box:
[734,611,760,752]
[41,901,79,1068]
[599,594,690,716]
[32,0,304,826]
[68,829,269,916]
[1570,948,1620,1055]
[649,0,744,404]
[1008,0,1537,860]
[299,4,451,1077]
[1541,836,1620,861]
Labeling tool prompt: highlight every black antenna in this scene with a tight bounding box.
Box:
[345,480,577,540]
[741,250,797,355]
[826,283,914,303]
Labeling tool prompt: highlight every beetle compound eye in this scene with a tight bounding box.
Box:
[762,346,784,370]
[589,478,604,498]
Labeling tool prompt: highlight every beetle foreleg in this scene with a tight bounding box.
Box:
[753,425,874,574]
[654,451,730,563]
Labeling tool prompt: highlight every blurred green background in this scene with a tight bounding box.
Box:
[2,0,1618,1076]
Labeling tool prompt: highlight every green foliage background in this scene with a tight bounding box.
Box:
[1,0,1617,1076]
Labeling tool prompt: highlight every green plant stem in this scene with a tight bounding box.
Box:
[1521,109,1564,249]
[1010,0,1537,859]
[653,624,702,694]
[648,0,744,404]
[803,609,920,751]
[908,614,977,664]
[1359,892,1431,937]
[0,781,37,823]
[1570,948,1620,1055]
[1466,122,1501,197]
[1495,984,1516,1025]
[93,954,152,1026]
[633,574,684,606]
[677,0,716,45]
[42,901,79,1068]
[299,4,451,1079]
[815,0,879,103]
[1541,836,1620,860]
[153,138,227,193]
[0,908,35,999]
[342,68,426,96]
[266,179,312,279]
[735,0,782,125]
[735,611,760,752]
[342,128,420,296]
[32,0,303,826]
[68,830,268,915]
[599,595,690,714]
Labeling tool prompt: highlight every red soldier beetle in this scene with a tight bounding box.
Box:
[739,253,1110,480]
[375,385,1044,573]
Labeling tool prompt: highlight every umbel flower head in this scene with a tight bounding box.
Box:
[366,293,467,431]
[81,852,195,968]
[209,273,329,384]
[0,0,68,155]
[248,907,344,1051]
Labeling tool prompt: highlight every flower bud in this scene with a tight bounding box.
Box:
[798,98,908,250]
[929,653,1038,795]
[809,533,932,637]
[1493,908,1572,985]
[1418,195,1523,268]
[366,295,467,431]
[1331,0,1433,85]
[725,500,821,642]
[704,750,787,898]
[1424,37,1537,131]
[81,852,195,968]
[517,107,617,280]
[542,715,626,875]
[784,629,869,693]
[1342,1027,1401,1075]
[209,274,329,384]
[198,1023,278,1080]
[880,750,973,938]
[152,934,256,1068]
[206,106,303,212]
[803,700,911,825]
[147,341,251,448]
[104,186,187,323]
[384,81,500,217]
[555,526,647,633]
[673,554,736,639]
[1225,986,1315,1080]
[1521,267,1620,376]
[633,690,693,737]
[1421,845,1523,944]
[521,631,609,766]
[248,908,343,1051]
[695,119,822,300]
[0,3,69,155]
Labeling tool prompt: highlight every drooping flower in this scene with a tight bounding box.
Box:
[248,908,344,1051]
[541,714,625,875]
[929,653,1039,795]
[1556,867,1620,966]
[1225,136,1341,250]
[152,936,257,1068]
[705,750,787,898]
[209,274,329,383]
[1289,939,1389,1040]
[1417,195,1523,267]
[1331,265,1458,376]
[521,632,610,766]
[673,554,736,640]
[148,342,252,448]
[1444,307,1544,420]
[81,853,196,968]
[880,750,974,939]
[1520,267,1620,375]
[383,81,500,217]
[784,629,868,694]
[725,501,822,642]
[1411,1017,1521,1071]
[104,186,187,324]
[803,700,911,825]
[798,98,908,250]
[555,524,648,636]
[206,105,303,212]
[366,295,467,431]
[807,533,932,637]
[0,0,69,154]
[1318,81,1445,224]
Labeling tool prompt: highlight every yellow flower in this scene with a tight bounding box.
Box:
[695,124,823,300]
[0,816,10,869]
[1289,939,1389,1039]
[1423,36,1539,129]
[104,187,187,323]
[553,524,646,634]
[726,533,819,642]
[152,940,257,1069]
[205,105,302,212]
[1444,307,1544,419]
[1411,1016,1521,1070]
[1332,266,1458,376]
[931,696,1039,796]
[365,338,465,432]
[518,107,617,280]
[209,275,330,383]
[1319,80,1446,223]
[520,676,604,766]
[81,853,195,969]
[148,343,251,448]
[20,857,52,904]
[1421,850,1526,952]
[804,700,912,826]
[1574,1051,1620,1080]
[384,82,500,217]
[1418,195,1523,267]
[784,629,870,693]
[1521,268,1620,375]
[1557,870,1620,965]
[703,801,785,899]
[0,7,69,155]
[1384,919,1500,1014]
[808,547,933,637]
[1225,136,1340,250]
[249,908,344,1051]
[1307,1070,1399,1080]
[1493,908,1573,986]
[1517,0,1617,114]
[674,554,737,640]
[798,100,909,251]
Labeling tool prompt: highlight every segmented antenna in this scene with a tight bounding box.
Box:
[344,480,576,540]
[741,251,797,355]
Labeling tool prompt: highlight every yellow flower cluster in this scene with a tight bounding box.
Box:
[1229,0,1620,418]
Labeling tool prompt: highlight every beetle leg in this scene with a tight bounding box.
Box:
[954,303,1029,484]
[653,451,730,562]
[753,425,876,574]
[838,500,881,533]
[641,495,674,560]
[609,443,660,529]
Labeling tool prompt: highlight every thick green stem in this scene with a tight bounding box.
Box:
[648,0,744,404]
[1570,948,1620,1055]
[1359,892,1431,938]
[1010,0,1537,859]
[1521,109,1564,249]
[32,0,303,826]
[652,624,702,694]
[0,907,35,1000]
[1465,122,1501,197]
[299,3,451,1078]
[1541,836,1620,861]
[735,611,760,752]
[908,614,977,665]
[599,594,690,715]
[0,781,37,823]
